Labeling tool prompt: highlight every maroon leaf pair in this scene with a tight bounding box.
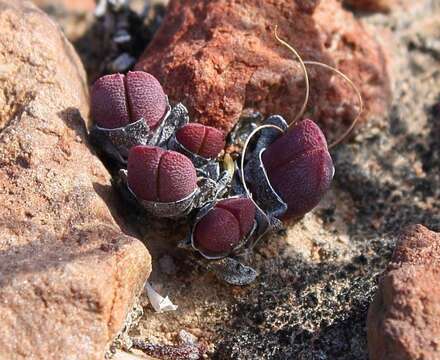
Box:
[91,71,167,130]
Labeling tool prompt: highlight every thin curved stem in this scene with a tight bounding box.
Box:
[304,61,364,149]
[274,26,310,127]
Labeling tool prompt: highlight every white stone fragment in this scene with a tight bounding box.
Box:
[145,282,178,313]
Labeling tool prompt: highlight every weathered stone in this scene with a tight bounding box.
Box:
[136,0,390,137]
[367,225,440,360]
[0,1,150,359]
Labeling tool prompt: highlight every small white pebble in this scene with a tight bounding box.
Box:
[145,282,178,313]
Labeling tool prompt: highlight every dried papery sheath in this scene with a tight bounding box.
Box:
[228,110,264,148]
[150,103,190,148]
[251,115,289,150]
[132,187,198,219]
[90,102,179,164]
[240,115,289,220]
[206,257,258,286]
[169,133,235,200]
[192,172,232,209]
[244,149,288,220]
[90,117,156,163]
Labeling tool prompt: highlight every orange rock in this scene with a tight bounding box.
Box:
[367,225,440,360]
[136,0,391,139]
[0,1,150,359]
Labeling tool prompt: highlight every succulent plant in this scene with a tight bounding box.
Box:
[192,197,256,258]
[91,71,167,130]
[127,145,197,203]
[262,119,334,219]
[90,73,338,286]
[175,123,225,159]
[89,71,190,164]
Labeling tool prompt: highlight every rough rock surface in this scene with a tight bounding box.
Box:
[136,0,390,137]
[0,1,150,359]
[367,225,440,360]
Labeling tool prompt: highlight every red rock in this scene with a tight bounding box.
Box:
[136,0,390,139]
[0,1,151,359]
[367,225,440,360]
